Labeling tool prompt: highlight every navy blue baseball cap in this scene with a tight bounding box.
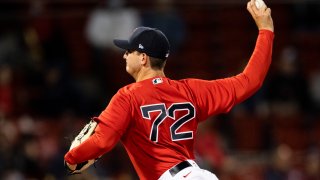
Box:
[113,27,170,60]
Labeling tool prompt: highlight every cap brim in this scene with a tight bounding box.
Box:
[113,39,131,50]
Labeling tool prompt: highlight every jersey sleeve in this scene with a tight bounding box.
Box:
[64,88,132,164]
[189,30,274,120]
[98,88,132,136]
[64,122,120,164]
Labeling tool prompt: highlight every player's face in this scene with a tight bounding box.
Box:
[123,50,143,77]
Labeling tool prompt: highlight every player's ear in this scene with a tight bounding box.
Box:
[140,53,148,65]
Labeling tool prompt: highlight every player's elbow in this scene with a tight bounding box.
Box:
[92,129,119,153]
[249,80,264,95]
[255,80,264,90]
[242,76,264,98]
[245,73,264,92]
[92,133,112,153]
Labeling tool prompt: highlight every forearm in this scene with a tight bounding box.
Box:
[233,30,274,103]
[244,30,274,83]
[64,124,120,164]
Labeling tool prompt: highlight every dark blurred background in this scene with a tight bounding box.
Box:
[0,0,319,179]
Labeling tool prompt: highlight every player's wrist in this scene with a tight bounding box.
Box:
[258,27,274,32]
[64,160,76,174]
[64,152,77,165]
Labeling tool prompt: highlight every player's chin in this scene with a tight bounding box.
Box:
[126,67,133,76]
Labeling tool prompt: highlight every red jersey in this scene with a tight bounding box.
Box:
[65,30,274,180]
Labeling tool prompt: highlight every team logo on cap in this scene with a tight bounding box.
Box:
[139,44,144,49]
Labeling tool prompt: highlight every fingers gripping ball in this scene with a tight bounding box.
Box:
[66,119,99,174]
[255,0,266,9]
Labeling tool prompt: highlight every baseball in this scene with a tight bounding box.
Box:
[255,0,266,9]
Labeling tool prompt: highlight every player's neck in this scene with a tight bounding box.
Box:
[135,69,165,82]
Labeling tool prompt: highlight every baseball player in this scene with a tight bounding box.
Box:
[64,0,274,179]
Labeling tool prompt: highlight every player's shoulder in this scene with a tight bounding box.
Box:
[121,77,166,91]
[118,83,135,94]
[178,78,208,85]
[118,81,146,95]
[117,77,207,94]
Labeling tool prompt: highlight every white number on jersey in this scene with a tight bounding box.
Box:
[140,102,195,142]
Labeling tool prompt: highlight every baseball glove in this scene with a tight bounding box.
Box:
[65,118,99,174]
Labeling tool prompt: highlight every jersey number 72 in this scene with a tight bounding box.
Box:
[140,102,195,143]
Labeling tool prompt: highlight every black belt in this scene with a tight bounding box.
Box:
[169,161,192,176]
